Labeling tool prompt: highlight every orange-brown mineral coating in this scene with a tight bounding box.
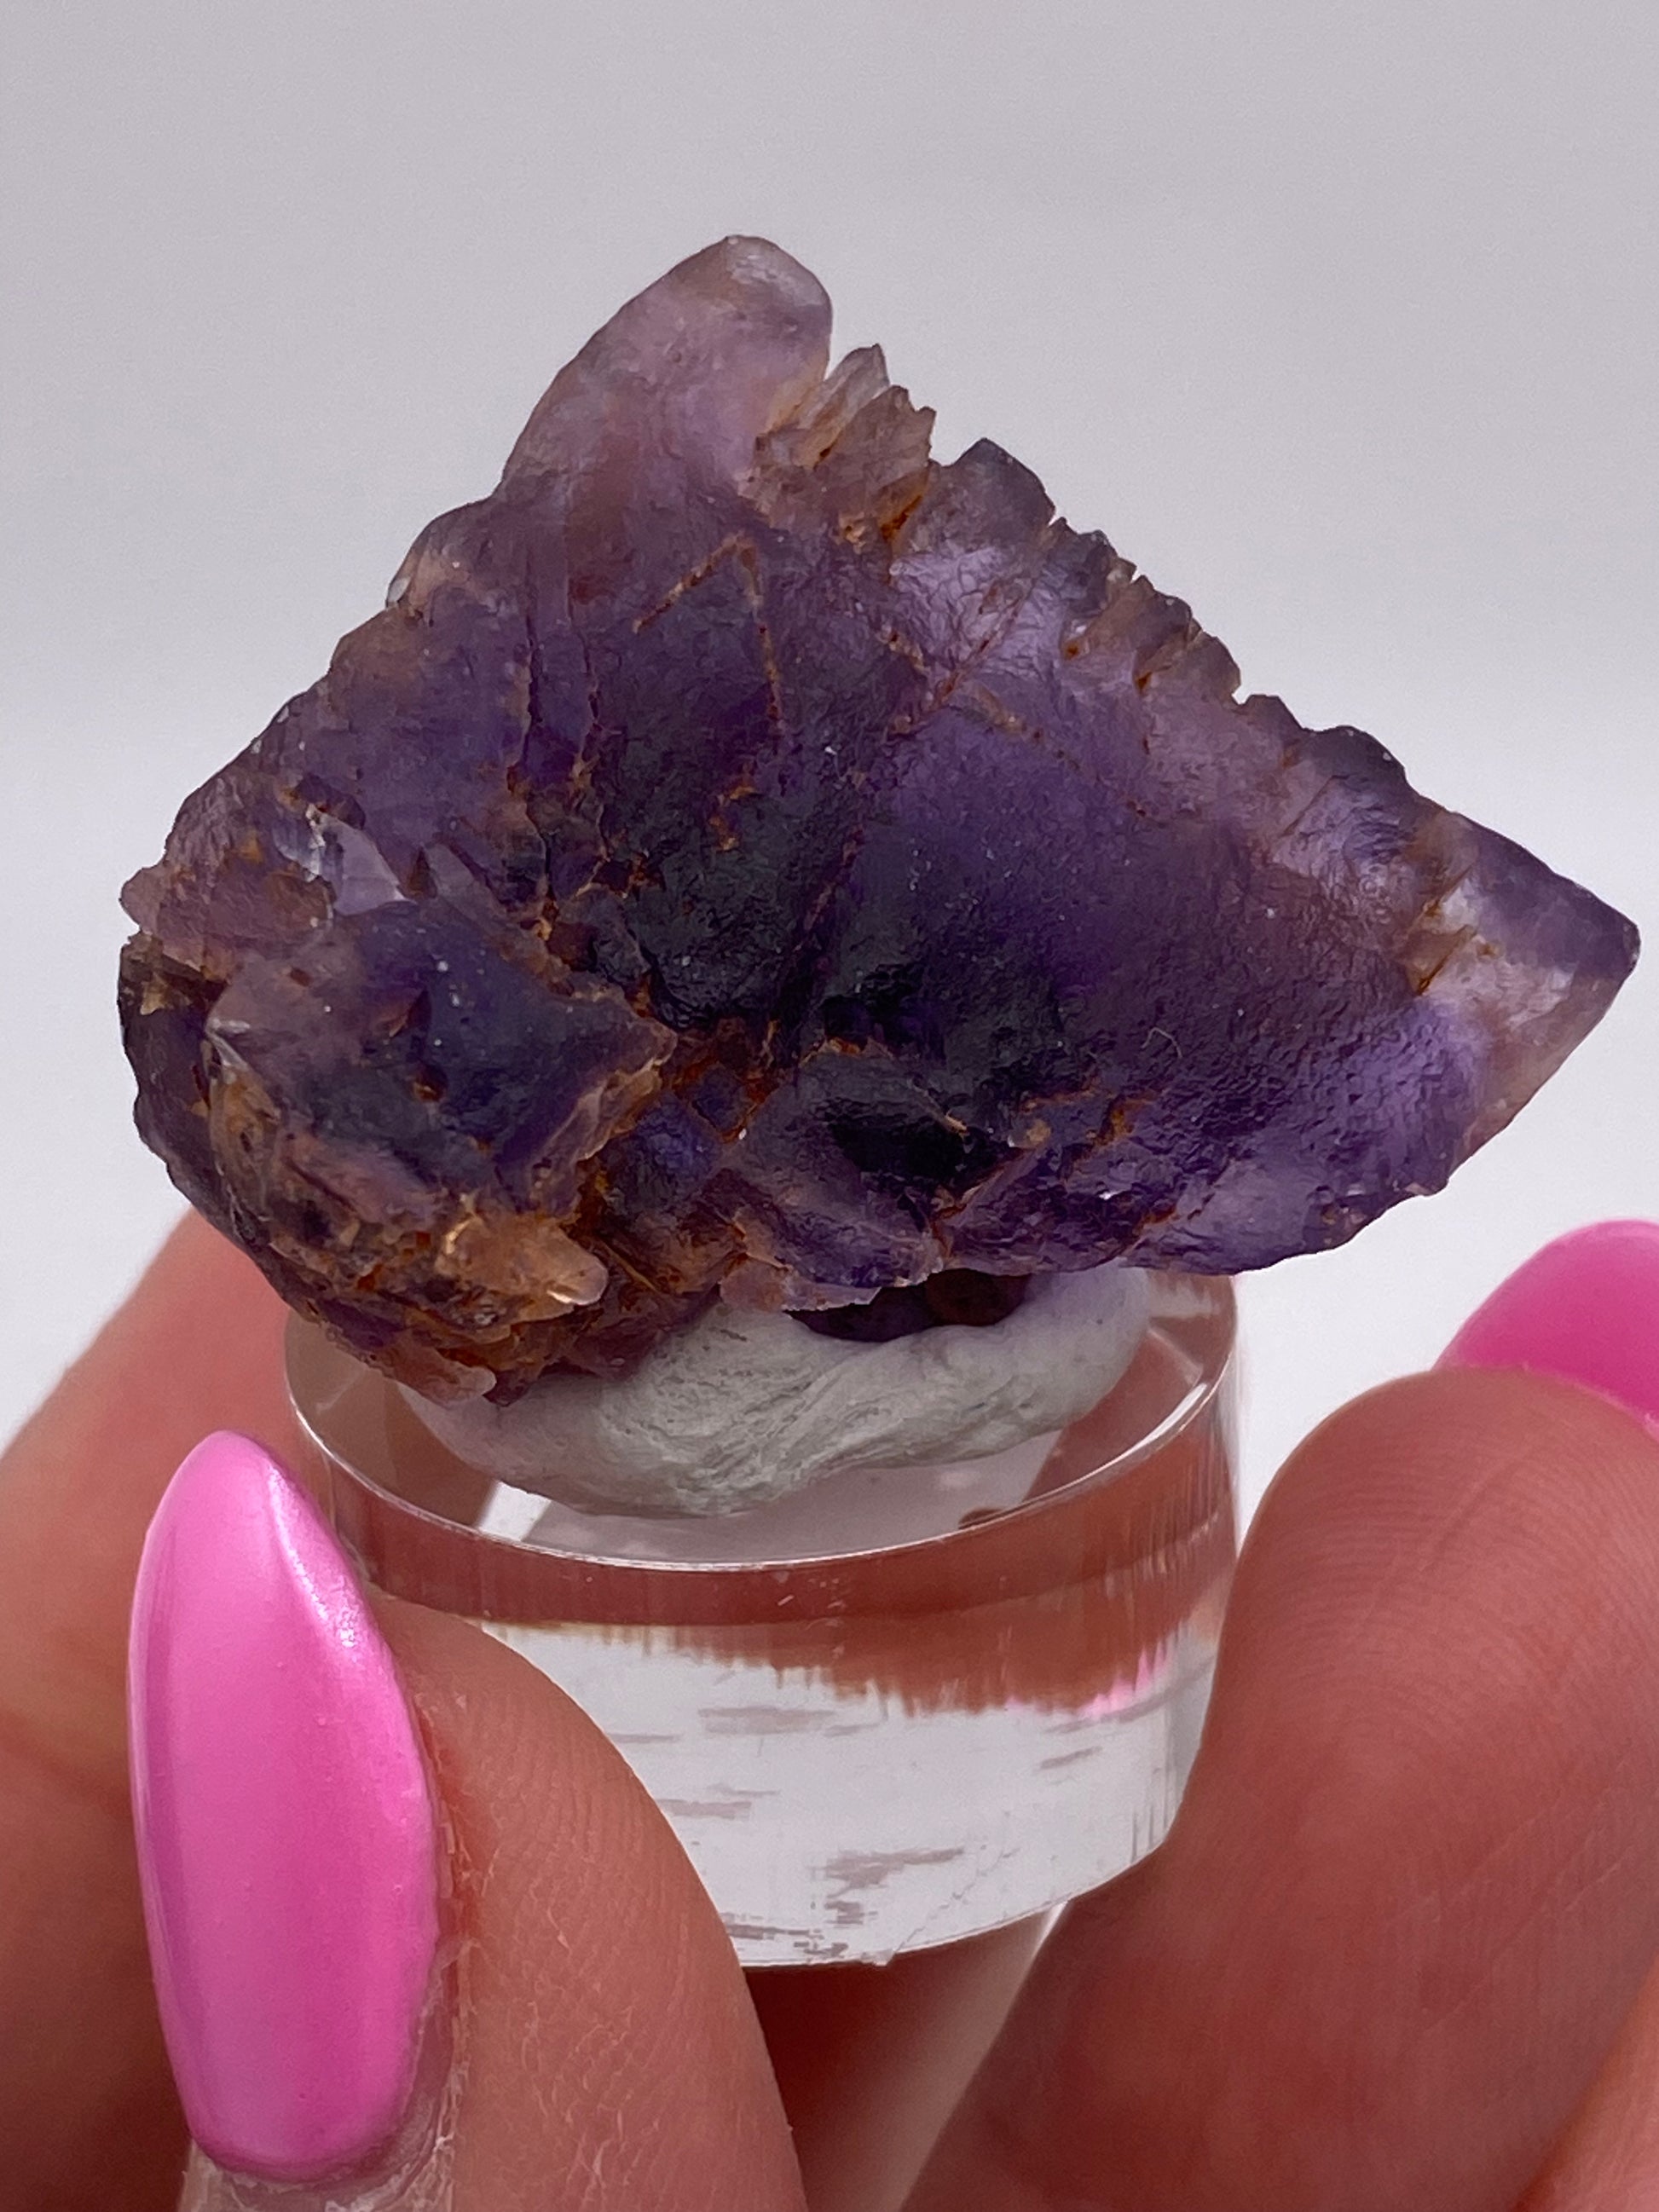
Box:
[120,238,1636,1404]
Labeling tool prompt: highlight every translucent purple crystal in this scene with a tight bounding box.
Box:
[120,238,1637,1401]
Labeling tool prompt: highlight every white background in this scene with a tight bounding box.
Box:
[3,0,1656,1511]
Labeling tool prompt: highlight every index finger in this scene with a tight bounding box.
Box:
[910,1368,1659,2211]
[0,1213,298,2212]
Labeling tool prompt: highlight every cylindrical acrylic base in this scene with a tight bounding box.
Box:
[287,1274,1238,1967]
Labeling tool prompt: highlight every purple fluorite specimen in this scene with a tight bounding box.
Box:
[120,238,1637,1401]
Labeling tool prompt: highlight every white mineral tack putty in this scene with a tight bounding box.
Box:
[402,1263,1151,1516]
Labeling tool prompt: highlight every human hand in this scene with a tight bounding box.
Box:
[5,1218,1659,2211]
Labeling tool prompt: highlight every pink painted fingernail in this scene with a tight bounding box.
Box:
[129,1431,439,2182]
[1440,1219,1659,1435]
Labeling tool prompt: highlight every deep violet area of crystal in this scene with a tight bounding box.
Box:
[118,236,1638,1403]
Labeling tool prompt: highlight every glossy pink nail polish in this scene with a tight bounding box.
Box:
[1440,1219,1659,1435]
[129,1431,439,2181]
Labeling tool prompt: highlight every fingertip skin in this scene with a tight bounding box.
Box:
[913,1365,1659,2212]
[914,1230,1659,2211]
[129,1432,438,2182]
[374,1597,809,2212]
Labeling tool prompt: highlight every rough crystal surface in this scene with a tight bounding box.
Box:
[120,238,1638,1401]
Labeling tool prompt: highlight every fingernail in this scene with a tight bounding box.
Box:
[1439,1219,1659,1435]
[129,1431,440,2184]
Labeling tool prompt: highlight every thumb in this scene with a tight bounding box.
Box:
[130,1433,803,2212]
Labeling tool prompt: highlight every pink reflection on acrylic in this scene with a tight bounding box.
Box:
[128,1430,438,2181]
[1070,1642,1177,1723]
[1440,1220,1659,1437]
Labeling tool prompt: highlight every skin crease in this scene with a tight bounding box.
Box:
[3,1216,1659,2208]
